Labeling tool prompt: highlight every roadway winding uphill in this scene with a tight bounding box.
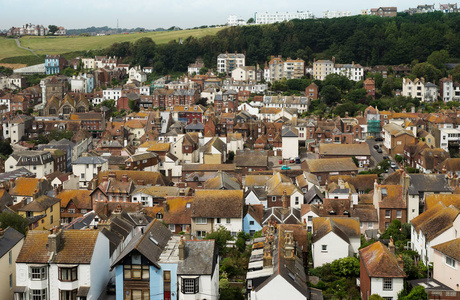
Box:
[14,38,38,57]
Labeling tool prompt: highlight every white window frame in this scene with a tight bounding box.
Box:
[383,278,392,291]
[195,217,207,224]
[321,245,327,252]
[446,256,456,269]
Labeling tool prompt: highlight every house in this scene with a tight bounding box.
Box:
[235,150,269,175]
[0,227,24,300]
[435,158,460,178]
[359,241,406,300]
[203,171,241,190]
[5,150,54,178]
[163,196,194,233]
[311,217,360,267]
[56,190,92,225]
[318,143,371,168]
[111,220,220,300]
[305,82,319,100]
[72,155,108,189]
[383,123,416,156]
[15,228,110,300]
[351,205,379,235]
[199,137,227,164]
[281,127,299,160]
[302,158,358,185]
[243,204,264,236]
[265,172,304,209]
[91,174,135,206]
[17,195,61,231]
[124,152,159,171]
[402,77,438,102]
[217,52,245,74]
[262,206,302,225]
[191,190,243,238]
[45,55,66,75]
[432,238,460,291]
[300,204,320,232]
[248,223,322,300]
[295,172,320,194]
[9,177,52,205]
[410,201,460,263]
[372,183,407,232]
[131,186,182,207]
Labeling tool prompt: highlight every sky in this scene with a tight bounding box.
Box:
[0,0,437,30]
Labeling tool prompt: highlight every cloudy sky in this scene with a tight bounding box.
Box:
[1,0,433,30]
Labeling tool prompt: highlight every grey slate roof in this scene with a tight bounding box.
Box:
[73,156,107,165]
[111,219,172,269]
[0,168,33,182]
[178,240,218,275]
[408,174,452,195]
[0,227,24,258]
[185,121,205,131]
[304,186,324,204]
[282,127,298,137]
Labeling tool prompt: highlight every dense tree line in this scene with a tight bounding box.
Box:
[102,12,460,73]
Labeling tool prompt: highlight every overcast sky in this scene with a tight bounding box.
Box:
[1,0,433,30]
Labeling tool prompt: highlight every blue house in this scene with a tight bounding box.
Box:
[243,204,264,236]
[112,219,220,300]
[45,54,65,75]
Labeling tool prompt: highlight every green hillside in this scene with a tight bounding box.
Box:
[0,27,223,60]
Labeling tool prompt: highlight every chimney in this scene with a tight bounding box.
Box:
[137,179,144,186]
[263,249,273,267]
[185,225,191,240]
[179,236,185,260]
[388,237,395,254]
[121,174,128,182]
[108,172,116,179]
[102,175,108,182]
[283,189,289,209]
[48,227,62,253]
[97,219,112,231]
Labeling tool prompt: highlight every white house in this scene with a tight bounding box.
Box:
[432,238,460,292]
[402,77,438,102]
[72,155,108,189]
[359,241,406,300]
[440,76,454,102]
[102,87,122,102]
[311,217,360,267]
[15,229,110,300]
[281,126,299,160]
[5,150,54,179]
[410,202,460,263]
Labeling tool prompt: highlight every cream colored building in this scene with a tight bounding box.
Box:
[313,59,335,80]
[284,58,305,79]
[0,228,24,300]
[82,57,95,69]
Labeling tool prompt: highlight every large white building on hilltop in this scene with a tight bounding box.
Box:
[227,15,246,26]
[323,10,352,18]
[254,11,314,24]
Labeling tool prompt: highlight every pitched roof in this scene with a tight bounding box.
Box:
[111,219,172,268]
[408,174,451,194]
[243,204,264,225]
[0,227,24,258]
[57,190,92,210]
[319,143,370,156]
[303,158,358,173]
[192,190,243,218]
[351,205,378,222]
[163,196,194,225]
[10,178,41,197]
[432,238,460,261]
[17,195,60,212]
[16,230,99,264]
[177,240,218,275]
[312,217,360,244]
[411,204,459,241]
[359,241,406,278]
[425,194,460,210]
[235,150,269,167]
[203,172,241,190]
[97,171,171,186]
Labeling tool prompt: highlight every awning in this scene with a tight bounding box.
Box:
[77,287,90,297]
[14,286,26,293]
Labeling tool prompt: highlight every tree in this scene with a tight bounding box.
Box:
[411,62,442,83]
[395,154,403,163]
[128,99,139,112]
[321,85,341,105]
[48,25,58,35]
[0,212,28,235]
[427,50,449,71]
[0,140,13,158]
[247,17,255,24]
[401,286,427,300]
[199,67,208,75]
[330,257,360,277]
[369,295,385,300]
[205,226,233,256]
[228,151,235,162]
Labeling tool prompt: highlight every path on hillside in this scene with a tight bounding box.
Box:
[15,38,38,57]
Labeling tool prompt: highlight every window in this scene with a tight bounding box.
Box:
[385,210,391,218]
[80,173,85,179]
[9,251,12,264]
[249,221,254,225]
[226,218,231,224]
[446,256,456,268]
[50,215,53,224]
[124,265,149,280]
[360,222,363,228]
[396,210,402,218]
[31,289,47,300]
[196,231,206,238]
[59,289,77,300]
[295,196,299,205]
[9,273,12,289]
[31,267,46,280]
[169,224,175,231]
[383,278,392,291]
[216,218,221,224]
[164,271,171,299]
[59,267,77,281]
[182,277,199,294]
[368,222,374,229]
[195,217,207,224]
[68,208,75,214]
[272,196,277,202]
[321,245,327,252]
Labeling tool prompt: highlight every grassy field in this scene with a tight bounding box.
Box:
[0,38,33,60]
[17,27,223,56]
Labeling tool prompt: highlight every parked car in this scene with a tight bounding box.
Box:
[383,155,389,160]
[390,162,397,169]
[375,137,383,142]
[377,148,383,153]
[373,144,380,149]
[281,165,291,170]
[295,157,301,164]
[289,157,295,163]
